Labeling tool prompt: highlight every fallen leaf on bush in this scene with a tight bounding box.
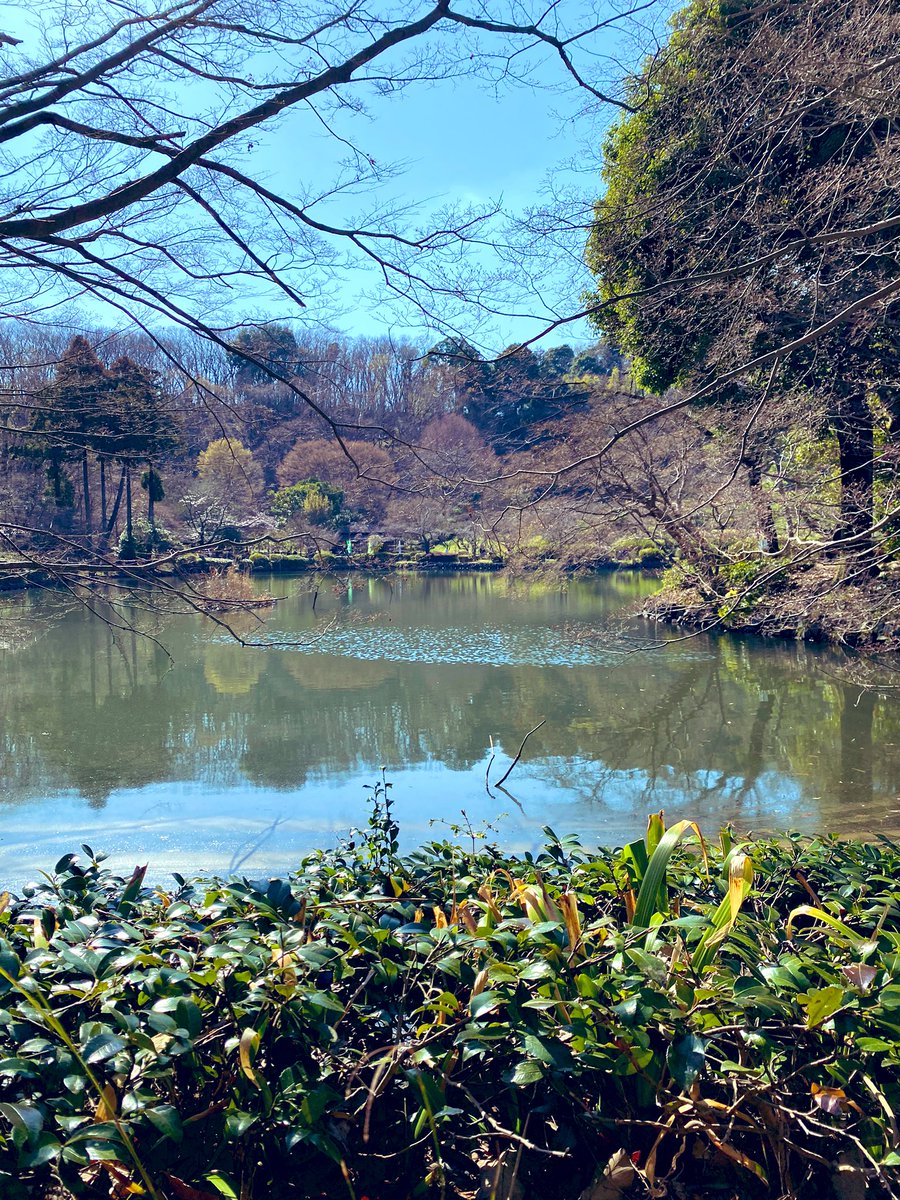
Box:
[841,963,877,992]
[164,1174,219,1200]
[579,1148,635,1200]
[811,1083,861,1116]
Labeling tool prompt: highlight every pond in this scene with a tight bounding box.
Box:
[1,570,898,887]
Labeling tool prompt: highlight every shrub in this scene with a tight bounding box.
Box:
[270,481,346,530]
[1,804,899,1199]
[118,519,174,559]
[608,534,671,567]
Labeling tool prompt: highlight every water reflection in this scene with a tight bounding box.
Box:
[0,573,899,884]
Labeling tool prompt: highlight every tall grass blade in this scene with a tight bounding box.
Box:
[692,853,753,973]
[631,820,706,928]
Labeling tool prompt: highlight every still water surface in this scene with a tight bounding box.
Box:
[1,571,898,886]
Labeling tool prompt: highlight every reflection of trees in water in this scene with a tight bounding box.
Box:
[507,641,895,832]
[840,686,875,810]
[0,578,897,832]
[204,645,263,696]
[282,655,395,692]
[2,617,182,807]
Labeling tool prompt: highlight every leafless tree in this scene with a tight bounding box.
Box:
[0,0,647,623]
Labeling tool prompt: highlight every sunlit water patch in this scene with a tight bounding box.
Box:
[270,622,640,667]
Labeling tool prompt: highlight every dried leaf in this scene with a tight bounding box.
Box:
[842,963,877,992]
[458,902,478,934]
[164,1174,219,1200]
[558,890,583,957]
[579,1148,635,1200]
[94,1083,118,1123]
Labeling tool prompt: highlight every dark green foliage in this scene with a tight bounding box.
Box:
[425,338,590,450]
[585,0,900,543]
[105,359,179,465]
[2,809,900,1198]
[118,520,173,558]
[228,325,304,389]
[140,470,165,505]
[19,337,108,521]
[244,552,312,573]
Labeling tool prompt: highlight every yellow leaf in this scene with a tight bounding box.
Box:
[432,907,448,929]
[646,810,666,855]
[239,1027,260,1087]
[470,967,489,1000]
[95,1083,118,1123]
[0,892,9,915]
[477,881,502,921]
[535,872,562,923]
[703,1125,768,1183]
[728,854,754,923]
[270,947,296,996]
[558,891,582,957]
[811,1082,861,1115]
[786,904,865,944]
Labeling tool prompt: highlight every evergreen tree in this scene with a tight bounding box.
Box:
[105,357,179,557]
[585,0,900,552]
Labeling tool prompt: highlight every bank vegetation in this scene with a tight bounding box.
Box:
[2,789,900,1199]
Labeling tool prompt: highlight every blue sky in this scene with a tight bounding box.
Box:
[0,2,656,355]
[246,34,634,353]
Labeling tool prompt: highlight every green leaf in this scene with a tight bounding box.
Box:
[510,1060,545,1086]
[19,1132,60,1169]
[176,998,203,1039]
[519,959,554,981]
[667,1033,707,1090]
[206,1173,240,1199]
[0,1102,42,1146]
[614,996,641,1024]
[306,992,343,1013]
[224,1110,257,1139]
[0,951,20,994]
[631,820,705,928]
[856,1037,894,1053]
[145,1105,183,1143]
[82,1032,126,1063]
[469,990,502,1018]
[799,985,845,1028]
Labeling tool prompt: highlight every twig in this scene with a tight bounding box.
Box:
[485,735,496,795]
[494,720,546,788]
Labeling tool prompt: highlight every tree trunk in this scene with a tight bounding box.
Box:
[840,685,875,808]
[743,451,779,553]
[102,464,126,550]
[81,449,92,541]
[832,387,874,554]
[124,461,134,557]
[100,458,108,529]
[147,462,156,531]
